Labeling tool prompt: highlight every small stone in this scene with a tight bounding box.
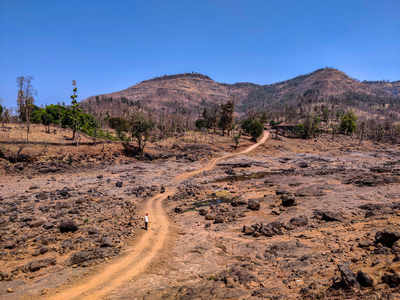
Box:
[7,288,14,293]
[116,181,123,188]
[174,207,183,214]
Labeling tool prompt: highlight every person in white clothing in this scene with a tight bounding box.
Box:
[144,213,149,230]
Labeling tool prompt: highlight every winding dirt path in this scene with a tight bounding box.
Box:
[45,131,269,300]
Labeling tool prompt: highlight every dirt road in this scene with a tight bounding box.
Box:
[45,131,269,300]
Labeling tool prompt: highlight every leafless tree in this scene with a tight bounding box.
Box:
[16,76,35,142]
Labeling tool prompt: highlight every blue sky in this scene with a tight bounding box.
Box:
[1,0,399,108]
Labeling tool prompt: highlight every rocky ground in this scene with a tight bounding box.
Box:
[1,132,400,299]
[105,134,400,299]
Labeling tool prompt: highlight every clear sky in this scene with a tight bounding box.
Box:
[1,0,399,108]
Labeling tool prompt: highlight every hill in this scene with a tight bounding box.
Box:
[82,73,259,117]
[82,68,400,117]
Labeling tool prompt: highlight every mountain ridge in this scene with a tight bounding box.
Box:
[82,68,400,116]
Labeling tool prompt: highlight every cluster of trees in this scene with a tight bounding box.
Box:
[194,100,265,145]
[241,117,264,141]
[29,104,99,137]
[107,113,155,154]
[14,78,101,141]
[195,101,235,135]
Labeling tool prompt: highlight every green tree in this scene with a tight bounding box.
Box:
[218,101,234,135]
[241,118,263,142]
[340,111,357,135]
[129,113,154,155]
[70,80,80,141]
[41,111,53,133]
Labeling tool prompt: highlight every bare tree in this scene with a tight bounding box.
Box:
[16,76,35,142]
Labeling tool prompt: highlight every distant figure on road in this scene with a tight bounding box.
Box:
[144,213,149,230]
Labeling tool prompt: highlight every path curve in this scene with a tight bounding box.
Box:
[45,131,269,300]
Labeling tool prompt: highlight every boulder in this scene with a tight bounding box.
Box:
[174,206,183,214]
[382,271,400,288]
[356,270,374,287]
[375,230,400,248]
[242,225,255,235]
[100,236,113,248]
[338,263,359,289]
[231,197,247,207]
[214,215,225,224]
[247,199,260,211]
[281,194,296,207]
[198,208,208,216]
[314,210,345,222]
[68,248,115,266]
[59,220,78,233]
[24,258,56,272]
[289,216,308,227]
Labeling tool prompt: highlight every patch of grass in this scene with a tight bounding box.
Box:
[214,190,233,200]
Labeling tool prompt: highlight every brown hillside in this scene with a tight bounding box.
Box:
[82,73,259,116]
[82,69,399,116]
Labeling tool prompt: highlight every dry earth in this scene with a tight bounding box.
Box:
[1,130,400,299]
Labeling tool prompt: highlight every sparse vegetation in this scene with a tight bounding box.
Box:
[340,111,357,135]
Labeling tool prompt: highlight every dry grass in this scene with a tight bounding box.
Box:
[0,123,97,143]
[154,130,254,153]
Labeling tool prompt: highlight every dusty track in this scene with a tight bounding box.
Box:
[44,131,269,300]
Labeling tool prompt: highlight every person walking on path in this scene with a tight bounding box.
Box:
[144,213,149,230]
